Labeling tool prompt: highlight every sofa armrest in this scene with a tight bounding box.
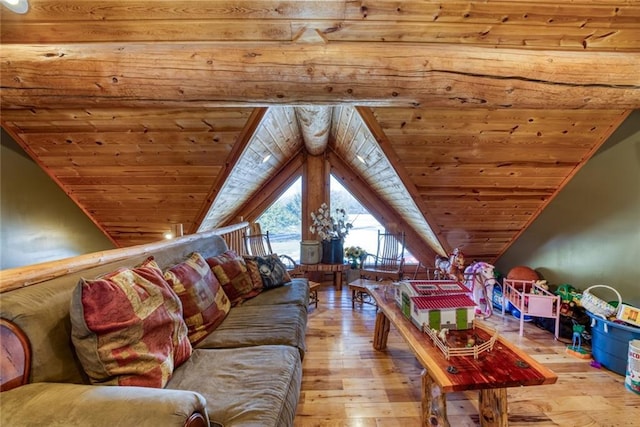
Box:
[0,382,208,427]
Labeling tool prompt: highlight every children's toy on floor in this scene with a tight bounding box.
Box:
[566,321,591,359]
[503,277,561,339]
[583,285,640,376]
[617,303,640,328]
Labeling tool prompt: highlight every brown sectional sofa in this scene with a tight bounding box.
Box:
[0,230,309,427]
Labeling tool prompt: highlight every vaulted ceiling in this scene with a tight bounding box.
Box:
[1,1,638,266]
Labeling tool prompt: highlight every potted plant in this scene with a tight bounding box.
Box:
[309,203,353,264]
[345,246,367,269]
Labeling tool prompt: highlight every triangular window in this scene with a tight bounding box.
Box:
[256,175,415,264]
[330,176,416,264]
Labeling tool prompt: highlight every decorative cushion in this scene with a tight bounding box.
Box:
[206,250,259,306]
[242,256,265,293]
[254,254,292,290]
[164,252,231,345]
[70,257,192,388]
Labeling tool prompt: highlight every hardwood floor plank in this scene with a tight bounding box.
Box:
[295,286,640,426]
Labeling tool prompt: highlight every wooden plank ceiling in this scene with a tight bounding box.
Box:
[1,1,638,265]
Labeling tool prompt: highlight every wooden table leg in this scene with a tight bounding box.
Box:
[422,369,449,427]
[334,271,343,291]
[479,388,508,427]
[373,310,390,350]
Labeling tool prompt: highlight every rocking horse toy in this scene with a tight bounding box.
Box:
[463,261,497,318]
[434,248,465,283]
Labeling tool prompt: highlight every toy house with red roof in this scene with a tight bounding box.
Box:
[394,280,477,330]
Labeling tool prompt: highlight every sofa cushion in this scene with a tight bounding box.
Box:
[194,303,307,358]
[206,250,259,306]
[239,279,310,308]
[250,254,292,290]
[166,347,302,427]
[70,257,192,388]
[163,252,231,345]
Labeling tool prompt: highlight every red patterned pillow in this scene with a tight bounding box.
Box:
[242,255,265,294]
[206,250,259,306]
[164,252,231,345]
[70,257,192,388]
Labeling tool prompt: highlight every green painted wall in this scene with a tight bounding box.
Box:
[495,111,640,304]
[1,130,115,269]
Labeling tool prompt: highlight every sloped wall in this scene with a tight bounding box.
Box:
[495,111,640,303]
[1,130,114,269]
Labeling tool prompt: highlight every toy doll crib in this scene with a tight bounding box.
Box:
[502,279,561,339]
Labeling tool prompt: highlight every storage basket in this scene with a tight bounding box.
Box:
[581,285,621,319]
[588,311,640,376]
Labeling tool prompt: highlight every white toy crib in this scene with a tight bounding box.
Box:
[502,279,561,339]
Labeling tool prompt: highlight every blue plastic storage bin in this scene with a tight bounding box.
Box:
[587,311,640,375]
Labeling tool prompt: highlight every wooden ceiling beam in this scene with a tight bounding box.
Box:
[295,106,331,155]
[2,43,638,110]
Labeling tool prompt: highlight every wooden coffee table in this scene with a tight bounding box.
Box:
[348,278,392,308]
[364,282,558,427]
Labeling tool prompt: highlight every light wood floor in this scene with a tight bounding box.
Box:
[294,286,640,427]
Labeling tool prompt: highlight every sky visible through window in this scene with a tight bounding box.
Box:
[257,176,416,264]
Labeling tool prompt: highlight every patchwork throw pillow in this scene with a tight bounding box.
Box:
[254,254,292,290]
[164,252,231,345]
[242,256,265,294]
[70,257,192,388]
[206,250,259,306]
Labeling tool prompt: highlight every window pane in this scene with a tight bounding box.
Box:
[256,177,301,260]
[330,176,416,264]
[256,175,417,265]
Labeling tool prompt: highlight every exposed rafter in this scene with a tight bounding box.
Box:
[2,44,638,110]
[2,0,636,264]
[295,106,332,155]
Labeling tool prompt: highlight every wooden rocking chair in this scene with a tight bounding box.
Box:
[242,223,301,276]
[352,230,406,308]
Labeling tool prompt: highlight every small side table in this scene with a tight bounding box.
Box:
[308,281,321,308]
[296,263,350,291]
[348,278,392,309]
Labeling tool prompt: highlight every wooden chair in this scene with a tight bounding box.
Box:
[243,223,273,257]
[360,230,406,282]
[242,223,301,277]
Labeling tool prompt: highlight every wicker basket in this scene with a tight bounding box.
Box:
[581,285,622,318]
